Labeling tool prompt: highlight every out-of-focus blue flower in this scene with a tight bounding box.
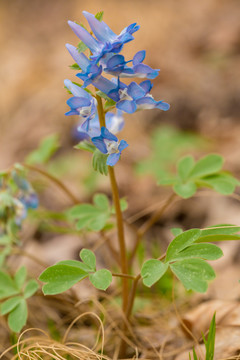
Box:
[92,127,128,166]
[68,11,139,63]
[102,51,159,79]
[75,110,124,140]
[19,192,39,210]
[64,79,97,120]
[14,198,27,226]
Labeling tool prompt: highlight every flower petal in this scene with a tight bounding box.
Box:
[127,82,146,100]
[92,136,108,154]
[133,50,146,65]
[156,101,170,111]
[117,100,137,114]
[133,63,159,79]
[67,97,91,109]
[66,44,89,72]
[118,139,129,152]
[83,11,117,42]
[101,127,118,142]
[64,79,91,99]
[107,153,121,166]
[68,20,100,53]
[139,80,153,93]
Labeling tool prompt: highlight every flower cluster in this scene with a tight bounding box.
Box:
[65,11,170,166]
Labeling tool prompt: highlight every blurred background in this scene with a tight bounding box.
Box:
[1,0,240,168]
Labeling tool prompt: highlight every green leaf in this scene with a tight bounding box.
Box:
[68,194,111,232]
[57,260,91,272]
[197,234,240,242]
[201,224,240,236]
[79,249,96,271]
[112,198,128,213]
[170,259,215,292]
[69,63,81,70]
[74,141,95,153]
[0,271,19,300]
[166,229,201,262]
[95,11,104,21]
[89,269,112,290]
[92,149,108,175]
[189,154,223,179]
[93,194,109,211]
[14,266,27,290]
[77,41,88,53]
[141,260,168,287]
[177,156,195,182]
[204,313,216,360]
[23,280,39,299]
[39,265,89,295]
[25,134,59,165]
[0,235,11,245]
[199,174,235,195]
[174,181,197,198]
[0,296,22,315]
[8,299,28,333]
[171,228,183,236]
[169,243,223,261]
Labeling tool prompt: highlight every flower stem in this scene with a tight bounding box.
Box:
[96,94,129,312]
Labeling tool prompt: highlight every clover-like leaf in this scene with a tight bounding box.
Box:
[14,266,27,291]
[23,280,39,299]
[170,259,215,293]
[0,296,22,316]
[177,156,195,182]
[79,249,96,271]
[68,194,111,232]
[0,271,19,300]
[89,269,112,290]
[166,229,201,262]
[189,154,223,179]
[141,259,168,287]
[174,181,197,199]
[8,299,28,333]
[39,264,89,295]
[169,243,223,261]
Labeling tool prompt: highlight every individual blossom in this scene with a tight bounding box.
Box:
[68,11,139,63]
[64,79,97,120]
[92,77,170,114]
[92,127,128,166]
[75,110,124,140]
[101,51,159,79]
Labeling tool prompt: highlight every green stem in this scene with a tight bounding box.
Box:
[96,94,129,312]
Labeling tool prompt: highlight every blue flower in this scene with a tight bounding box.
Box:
[76,110,124,139]
[92,127,128,166]
[68,12,139,63]
[88,76,170,114]
[64,79,97,120]
[102,51,159,79]
[19,192,39,210]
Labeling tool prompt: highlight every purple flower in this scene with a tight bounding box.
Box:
[92,127,128,166]
[68,12,139,63]
[75,110,124,140]
[64,79,97,120]
[102,51,159,79]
